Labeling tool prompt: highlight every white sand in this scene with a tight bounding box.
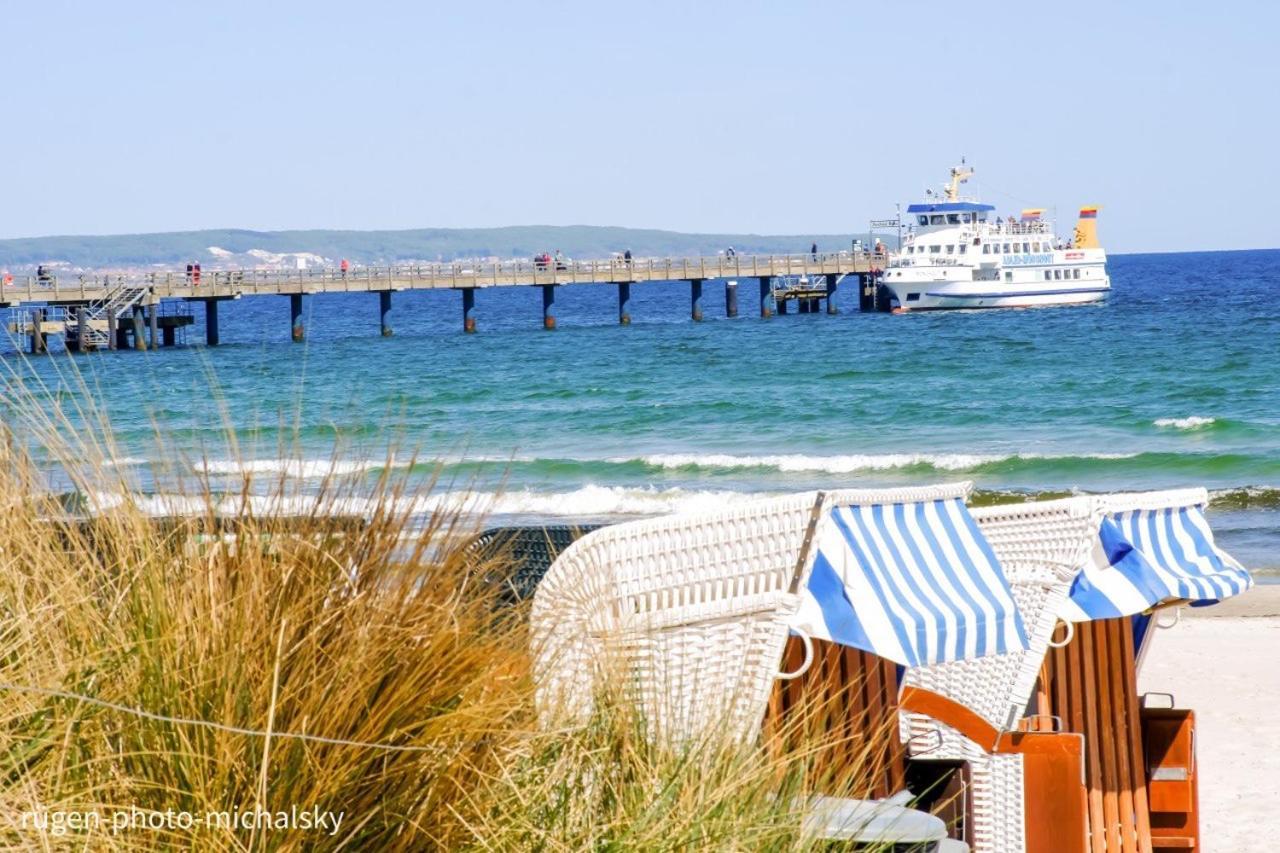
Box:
[1138,590,1280,849]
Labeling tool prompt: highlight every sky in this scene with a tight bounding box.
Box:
[2,0,1277,252]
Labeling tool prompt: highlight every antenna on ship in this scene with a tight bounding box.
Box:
[946,161,974,202]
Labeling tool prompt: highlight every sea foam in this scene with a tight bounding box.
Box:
[1153,416,1217,430]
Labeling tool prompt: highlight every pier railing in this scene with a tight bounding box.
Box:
[0,251,887,306]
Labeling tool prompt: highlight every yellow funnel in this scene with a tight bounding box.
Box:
[1073,206,1101,249]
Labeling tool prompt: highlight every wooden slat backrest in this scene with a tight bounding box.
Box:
[1038,619,1155,853]
[762,635,904,799]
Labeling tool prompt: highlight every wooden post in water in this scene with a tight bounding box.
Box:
[690,278,704,322]
[106,308,118,350]
[131,306,147,351]
[204,299,220,346]
[29,309,45,354]
[378,290,393,337]
[725,280,738,318]
[617,282,632,325]
[148,303,159,348]
[541,284,557,330]
[290,293,305,342]
[76,306,90,351]
[826,273,839,315]
[461,288,477,333]
[758,276,773,318]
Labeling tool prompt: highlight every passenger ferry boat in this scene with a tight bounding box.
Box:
[881,165,1109,311]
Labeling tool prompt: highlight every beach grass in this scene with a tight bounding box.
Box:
[0,358,905,851]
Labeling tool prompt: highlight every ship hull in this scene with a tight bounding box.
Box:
[883,277,1110,311]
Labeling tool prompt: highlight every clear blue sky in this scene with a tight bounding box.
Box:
[3,0,1276,252]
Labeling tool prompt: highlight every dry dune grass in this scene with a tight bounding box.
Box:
[0,357,903,851]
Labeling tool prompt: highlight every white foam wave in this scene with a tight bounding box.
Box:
[81,485,782,520]
[194,454,532,479]
[199,458,395,478]
[621,451,1137,474]
[1153,416,1216,430]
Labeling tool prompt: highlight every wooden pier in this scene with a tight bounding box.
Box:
[2,251,887,350]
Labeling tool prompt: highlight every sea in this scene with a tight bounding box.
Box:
[3,249,1277,576]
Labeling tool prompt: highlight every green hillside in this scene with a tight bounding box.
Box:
[0,225,884,269]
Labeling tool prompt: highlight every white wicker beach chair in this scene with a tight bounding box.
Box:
[898,495,1104,853]
[529,482,980,746]
[529,489,825,744]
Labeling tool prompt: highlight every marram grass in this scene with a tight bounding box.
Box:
[0,358,905,851]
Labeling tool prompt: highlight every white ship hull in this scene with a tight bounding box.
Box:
[881,271,1110,311]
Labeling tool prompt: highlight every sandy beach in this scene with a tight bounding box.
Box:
[1138,585,1280,849]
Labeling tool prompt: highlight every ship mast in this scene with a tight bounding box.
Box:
[944,164,974,201]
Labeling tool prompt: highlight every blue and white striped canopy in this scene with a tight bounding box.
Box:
[1062,504,1253,622]
[788,498,1028,667]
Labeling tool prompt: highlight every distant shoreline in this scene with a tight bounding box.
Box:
[1,225,1276,270]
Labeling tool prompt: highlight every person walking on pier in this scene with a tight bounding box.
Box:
[186,263,194,285]
[193,262,201,286]
[340,258,350,279]
[726,246,736,258]
[623,249,632,266]
[811,241,818,260]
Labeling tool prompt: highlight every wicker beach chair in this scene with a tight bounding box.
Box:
[530,482,990,746]
[530,489,825,744]
[1038,487,1253,853]
[898,495,1105,853]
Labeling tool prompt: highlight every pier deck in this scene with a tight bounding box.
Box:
[2,252,884,305]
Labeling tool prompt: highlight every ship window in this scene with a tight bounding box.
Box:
[1004,271,1013,282]
[1003,243,1011,253]
[946,244,954,254]
[930,245,941,253]
[982,245,990,254]
[929,215,945,225]
[1073,268,1081,279]
[959,244,967,254]
[961,213,972,223]
[1045,270,1052,280]
[1032,242,1040,252]
[907,246,914,254]
[1054,269,1062,279]
[977,212,988,222]
[906,293,921,302]
[1022,242,1031,253]
[918,215,929,226]
[947,214,961,224]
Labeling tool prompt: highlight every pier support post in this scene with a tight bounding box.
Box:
[131,306,147,351]
[858,273,875,312]
[461,288,477,333]
[148,304,159,348]
[618,282,632,325]
[778,297,789,315]
[106,308,118,351]
[826,274,839,315]
[290,293,305,342]
[690,279,704,322]
[378,290,393,337]
[29,309,45,355]
[541,284,557,330]
[162,325,176,347]
[204,299,220,346]
[725,280,739,318]
[758,277,774,318]
[76,306,90,352]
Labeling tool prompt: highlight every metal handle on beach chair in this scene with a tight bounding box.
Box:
[1155,607,1181,629]
[776,628,815,680]
[1046,618,1075,648]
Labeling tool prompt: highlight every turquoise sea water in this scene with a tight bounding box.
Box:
[4,249,1278,571]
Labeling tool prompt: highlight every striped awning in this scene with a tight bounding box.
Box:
[788,497,1028,667]
[1062,504,1253,622]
